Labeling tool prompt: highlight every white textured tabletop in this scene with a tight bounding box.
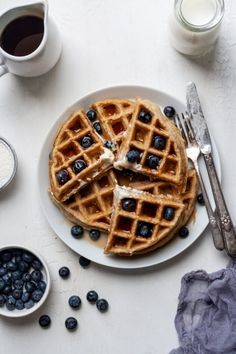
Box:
[0,0,236,353]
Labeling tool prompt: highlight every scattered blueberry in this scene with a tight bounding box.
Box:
[93,121,102,134]
[25,281,36,293]
[122,198,136,212]
[6,296,16,311]
[71,225,84,239]
[22,252,34,264]
[81,136,94,149]
[138,110,152,123]
[12,289,23,300]
[126,150,141,163]
[86,109,97,122]
[18,261,30,272]
[96,299,109,313]
[32,259,42,270]
[22,273,31,282]
[1,251,12,262]
[6,261,17,272]
[137,222,153,238]
[31,290,44,302]
[163,207,175,221]
[104,141,115,150]
[12,270,22,281]
[147,155,161,169]
[79,256,91,268]
[0,267,7,277]
[21,292,31,303]
[65,317,78,330]
[153,136,166,150]
[56,169,69,185]
[59,266,70,279]
[89,229,101,241]
[72,159,87,174]
[0,294,6,307]
[122,169,134,179]
[38,281,47,292]
[39,315,51,328]
[197,193,204,205]
[2,273,12,285]
[24,300,35,309]
[14,279,24,290]
[15,255,22,263]
[3,285,12,295]
[178,226,189,238]
[15,299,24,310]
[68,295,81,309]
[31,270,42,283]
[164,106,176,118]
[86,290,98,303]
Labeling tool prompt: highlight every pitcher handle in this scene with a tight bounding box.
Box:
[0,64,8,77]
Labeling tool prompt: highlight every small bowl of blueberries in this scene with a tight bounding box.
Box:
[0,245,51,318]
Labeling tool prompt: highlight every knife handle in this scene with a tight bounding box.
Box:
[193,162,224,251]
[203,153,236,257]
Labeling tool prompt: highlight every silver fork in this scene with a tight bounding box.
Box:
[175,113,224,251]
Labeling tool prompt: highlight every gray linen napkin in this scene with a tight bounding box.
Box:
[170,259,236,354]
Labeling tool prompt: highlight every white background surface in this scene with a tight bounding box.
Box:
[0,0,236,353]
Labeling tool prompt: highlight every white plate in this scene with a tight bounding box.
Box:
[38,85,221,270]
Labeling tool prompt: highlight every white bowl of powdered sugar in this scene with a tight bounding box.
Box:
[0,137,17,191]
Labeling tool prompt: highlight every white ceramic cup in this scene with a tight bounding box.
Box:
[0,0,62,77]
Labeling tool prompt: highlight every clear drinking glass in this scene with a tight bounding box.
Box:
[169,0,225,56]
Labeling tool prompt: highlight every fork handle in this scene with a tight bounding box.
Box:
[203,152,236,257]
[193,162,224,251]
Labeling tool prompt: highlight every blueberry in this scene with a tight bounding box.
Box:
[2,273,12,285]
[25,281,36,293]
[104,141,115,150]
[138,110,152,123]
[12,270,22,281]
[32,259,42,270]
[96,299,109,313]
[126,150,141,163]
[0,267,7,277]
[22,273,31,282]
[2,285,12,295]
[86,290,98,303]
[79,256,91,268]
[93,121,102,134]
[6,261,17,272]
[39,315,51,328]
[6,295,16,311]
[0,251,12,262]
[37,281,47,292]
[164,106,176,118]
[153,136,166,150]
[21,292,31,303]
[0,279,6,291]
[86,109,97,122]
[18,261,30,272]
[65,317,78,330]
[13,249,22,257]
[15,299,24,310]
[24,300,35,309]
[15,255,22,263]
[59,266,70,279]
[137,222,153,238]
[89,229,101,241]
[0,294,6,307]
[14,279,24,290]
[32,290,44,302]
[122,169,135,179]
[71,225,84,239]
[122,198,136,212]
[147,155,161,169]
[197,193,204,205]
[31,270,42,283]
[22,252,34,264]
[12,289,23,300]
[72,159,87,174]
[81,136,93,149]
[56,169,70,185]
[163,207,175,221]
[68,295,81,309]
[178,226,189,238]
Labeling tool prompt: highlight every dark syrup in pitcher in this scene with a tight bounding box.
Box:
[0,16,44,56]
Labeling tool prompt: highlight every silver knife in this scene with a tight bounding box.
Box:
[187,81,236,257]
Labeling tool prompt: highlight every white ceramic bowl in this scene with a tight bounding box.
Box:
[0,244,51,318]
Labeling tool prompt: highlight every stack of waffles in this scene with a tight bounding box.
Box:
[49,98,198,256]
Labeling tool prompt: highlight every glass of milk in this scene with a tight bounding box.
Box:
[169,0,225,56]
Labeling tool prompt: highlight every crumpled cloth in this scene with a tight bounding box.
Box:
[170,259,236,354]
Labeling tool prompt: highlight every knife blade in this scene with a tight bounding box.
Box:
[186,82,236,257]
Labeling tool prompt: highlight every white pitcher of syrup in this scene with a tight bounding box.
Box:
[0,0,62,77]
